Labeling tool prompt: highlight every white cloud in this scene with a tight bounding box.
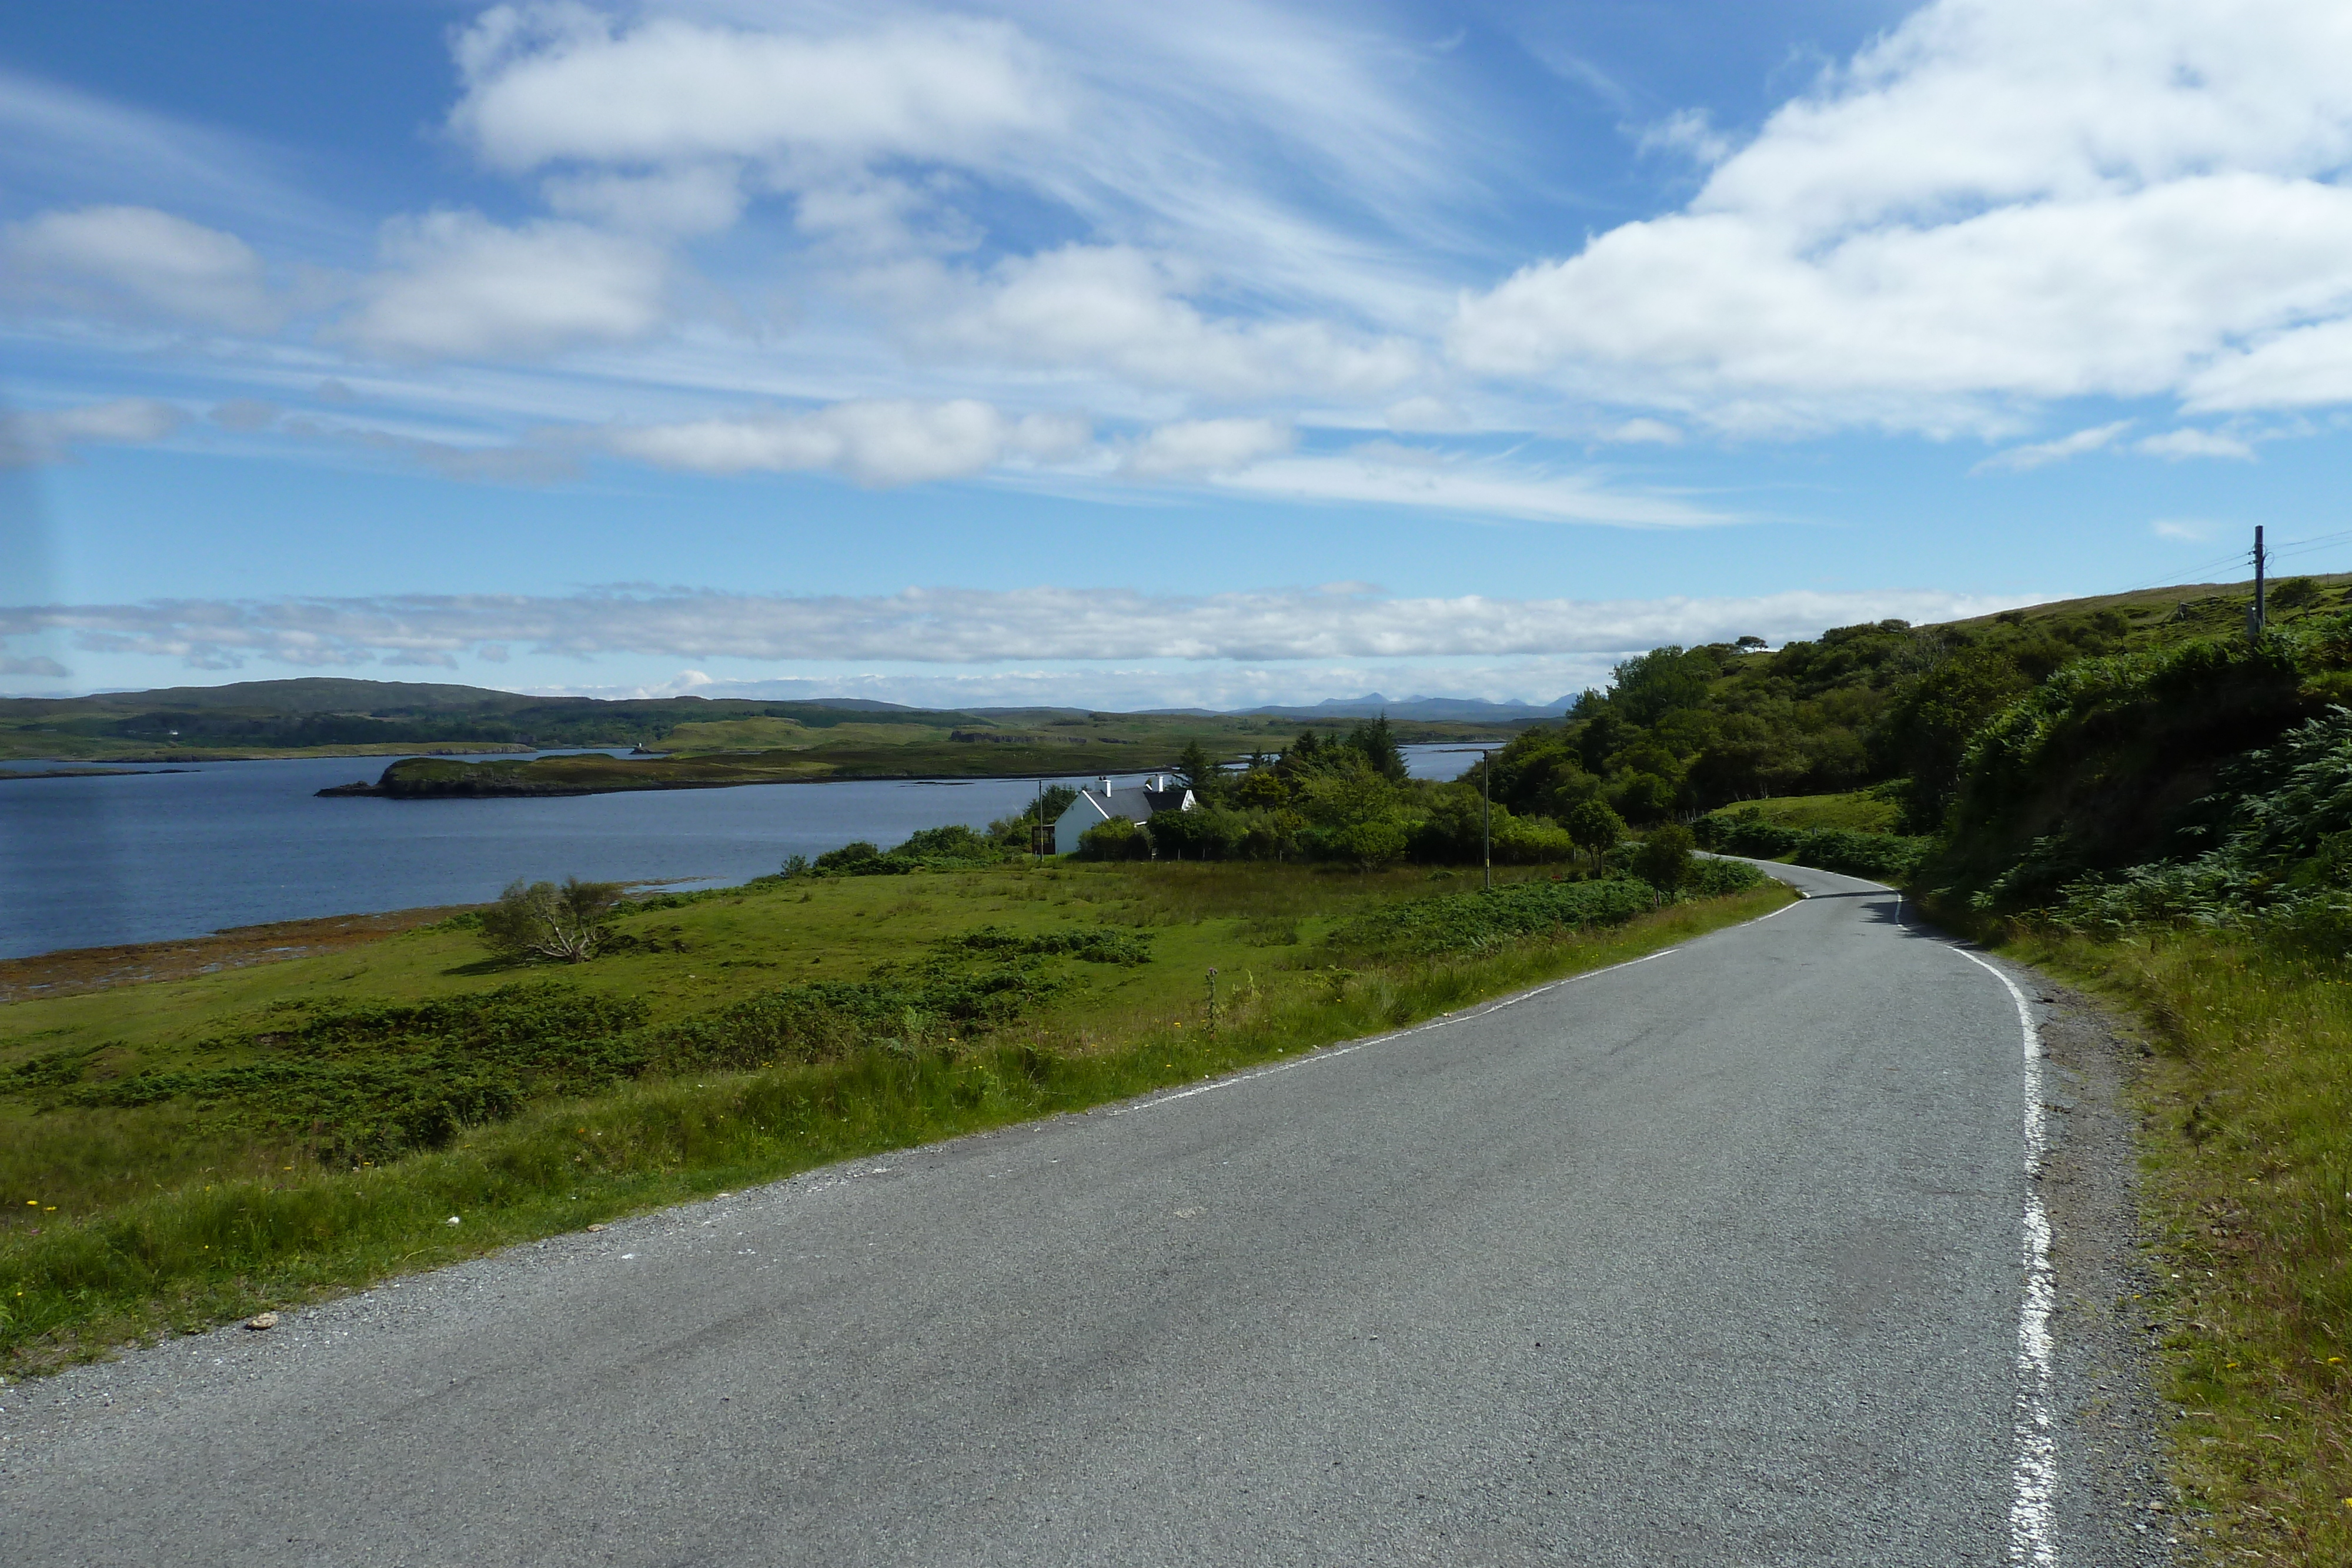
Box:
[889,245,1421,398]
[0,397,185,467]
[541,164,744,235]
[2151,518,2212,541]
[332,210,669,360]
[1451,0,2352,429]
[1122,417,1293,479]
[2137,427,2254,461]
[1385,396,1464,432]
[4,205,275,330]
[4,584,2036,673]
[605,400,1090,486]
[1205,446,1728,528]
[450,6,1061,174]
[1972,420,2132,473]
[1639,108,1731,165]
[1600,418,1683,445]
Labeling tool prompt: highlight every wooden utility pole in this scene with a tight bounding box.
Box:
[1482,750,1493,892]
[2253,524,2268,640]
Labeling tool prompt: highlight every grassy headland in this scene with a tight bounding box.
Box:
[1,678,1532,765]
[0,855,1781,1374]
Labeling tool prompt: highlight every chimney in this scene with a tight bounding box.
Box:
[1098,775,1111,795]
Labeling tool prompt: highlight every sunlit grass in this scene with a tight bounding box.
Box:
[0,871,1788,1373]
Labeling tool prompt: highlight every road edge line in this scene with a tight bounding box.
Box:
[1953,945,2060,1568]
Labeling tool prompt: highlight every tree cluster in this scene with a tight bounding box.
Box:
[1478,610,2140,840]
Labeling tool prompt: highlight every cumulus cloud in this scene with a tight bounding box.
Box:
[1972,420,2133,473]
[1451,0,2352,430]
[0,397,185,467]
[3,205,275,330]
[2,584,2029,673]
[1122,417,1293,478]
[540,164,745,235]
[332,210,669,360]
[0,655,70,678]
[605,400,1090,487]
[449,6,1060,174]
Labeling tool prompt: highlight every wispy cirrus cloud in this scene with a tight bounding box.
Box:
[0,396,186,467]
[1971,420,2132,474]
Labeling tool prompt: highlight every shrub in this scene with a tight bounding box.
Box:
[1077,817,1149,860]
[814,840,891,874]
[1692,811,1929,880]
[479,877,623,963]
[1330,877,1656,959]
[1633,824,1695,890]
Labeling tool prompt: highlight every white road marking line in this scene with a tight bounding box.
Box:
[1111,948,1682,1115]
[1953,946,2059,1568]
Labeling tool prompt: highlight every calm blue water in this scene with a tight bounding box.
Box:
[1,745,1481,958]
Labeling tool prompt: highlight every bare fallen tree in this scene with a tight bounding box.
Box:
[479,876,623,963]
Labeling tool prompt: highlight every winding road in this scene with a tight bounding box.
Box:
[1,864,2165,1566]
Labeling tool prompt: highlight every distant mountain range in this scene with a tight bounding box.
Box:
[1146,693,1573,721]
[39,678,1566,724]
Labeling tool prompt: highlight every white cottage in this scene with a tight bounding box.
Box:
[1053,774,1196,855]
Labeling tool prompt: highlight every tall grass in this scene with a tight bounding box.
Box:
[1995,921,2352,1566]
[0,885,1786,1374]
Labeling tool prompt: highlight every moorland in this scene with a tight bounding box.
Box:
[0,680,1534,771]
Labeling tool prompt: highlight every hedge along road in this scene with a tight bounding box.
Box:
[1,863,2156,1568]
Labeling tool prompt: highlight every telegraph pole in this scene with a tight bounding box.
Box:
[1482,749,1493,892]
[2253,524,2268,640]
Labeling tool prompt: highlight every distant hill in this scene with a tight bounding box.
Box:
[24,573,2343,761]
[1218,694,1575,722]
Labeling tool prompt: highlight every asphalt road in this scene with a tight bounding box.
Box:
[2,865,2157,1566]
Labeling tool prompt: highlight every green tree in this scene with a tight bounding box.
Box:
[1172,738,1218,794]
[1563,798,1625,874]
[1344,715,1409,782]
[1232,767,1288,808]
[1610,771,1678,825]
[479,876,623,963]
[1870,648,2030,828]
[1609,646,1719,725]
[1632,824,1696,891]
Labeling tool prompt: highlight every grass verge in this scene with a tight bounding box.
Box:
[1977,919,2352,1566]
[0,882,1788,1377]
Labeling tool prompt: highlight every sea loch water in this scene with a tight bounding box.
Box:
[2,745,1485,959]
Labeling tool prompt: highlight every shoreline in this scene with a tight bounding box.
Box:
[0,907,479,1004]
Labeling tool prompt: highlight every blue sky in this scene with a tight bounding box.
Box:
[4,0,2348,708]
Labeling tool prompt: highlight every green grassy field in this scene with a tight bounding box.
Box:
[1715,788,1906,834]
[0,860,1787,1375]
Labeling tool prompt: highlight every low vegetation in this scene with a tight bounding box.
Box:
[0,850,1783,1374]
